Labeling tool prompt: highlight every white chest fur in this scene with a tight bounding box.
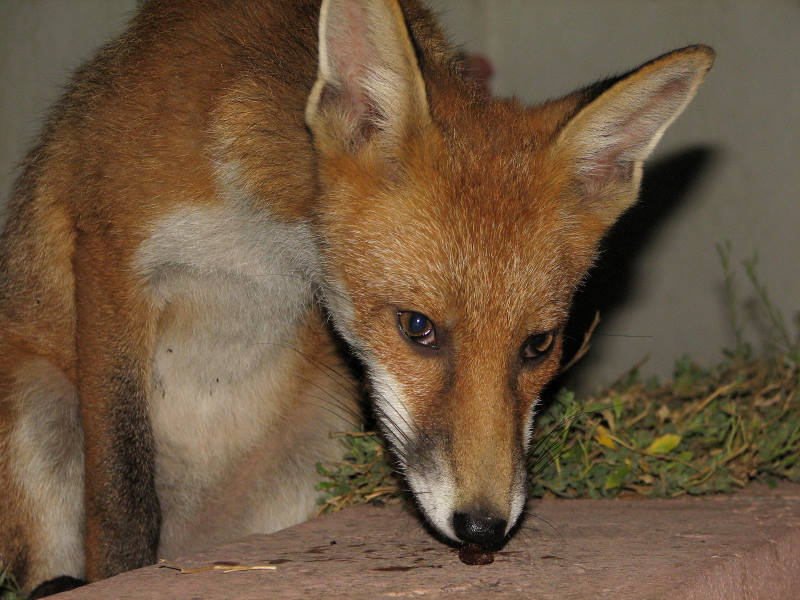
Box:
[135,204,329,552]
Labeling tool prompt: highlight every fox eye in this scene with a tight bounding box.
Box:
[397,311,436,347]
[521,331,556,362]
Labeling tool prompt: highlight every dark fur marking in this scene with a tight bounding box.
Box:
[89,360,161,577]
[28,575,86,599]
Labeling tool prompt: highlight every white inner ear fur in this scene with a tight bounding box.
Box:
[558,49,714,183]
[305,0,429,142]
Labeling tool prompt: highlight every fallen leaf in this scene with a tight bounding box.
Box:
[595,425,617,449]
[647,434,682,455]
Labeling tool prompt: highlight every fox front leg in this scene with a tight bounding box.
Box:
[74,237,161,580]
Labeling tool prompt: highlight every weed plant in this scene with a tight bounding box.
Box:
[0,563,21,600]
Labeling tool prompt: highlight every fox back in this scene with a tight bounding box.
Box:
[0,0,713,594]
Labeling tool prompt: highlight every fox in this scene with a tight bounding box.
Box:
[0,0,713,596]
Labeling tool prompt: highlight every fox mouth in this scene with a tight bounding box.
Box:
[399,446,526,551]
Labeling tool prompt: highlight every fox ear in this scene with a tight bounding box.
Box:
[554,45,714,230]
[305,0,430,154]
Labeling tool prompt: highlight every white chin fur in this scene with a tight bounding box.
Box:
[510,395,539,532]
[507,466,528,535]
[405,461,458,542]
[367,366,459,541]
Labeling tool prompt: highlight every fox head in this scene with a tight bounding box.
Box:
[305,0,713,549]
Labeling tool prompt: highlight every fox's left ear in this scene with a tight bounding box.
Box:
[554,45,715,232]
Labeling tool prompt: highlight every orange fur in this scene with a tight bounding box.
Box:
[0,0,713,593]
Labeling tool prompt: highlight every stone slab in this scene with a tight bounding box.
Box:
[54,484,800,599]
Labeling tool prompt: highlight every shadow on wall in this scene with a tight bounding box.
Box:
[557,145,718,392]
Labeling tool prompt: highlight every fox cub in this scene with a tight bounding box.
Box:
[0,0,713,594]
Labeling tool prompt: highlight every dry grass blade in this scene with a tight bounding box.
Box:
[560,311,600,374]
[158,560,277,574]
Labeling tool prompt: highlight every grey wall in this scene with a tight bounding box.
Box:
[1,1,798,391]
[1,0,138,216]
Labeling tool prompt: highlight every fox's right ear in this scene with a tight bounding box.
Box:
[305,0,430,156]
[553,45,714,235]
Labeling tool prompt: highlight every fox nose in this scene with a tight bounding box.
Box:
[452,510,507,550]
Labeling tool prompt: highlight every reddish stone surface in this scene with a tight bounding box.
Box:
[55,484,800,599]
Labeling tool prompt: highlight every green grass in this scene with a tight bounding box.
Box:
[0,562,21,600]
[526,355,799,499]
[315,244,800,510]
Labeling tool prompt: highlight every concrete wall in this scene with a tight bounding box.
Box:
[1,1,798,391]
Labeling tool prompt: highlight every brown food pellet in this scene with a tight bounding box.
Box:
[458,544,494,565]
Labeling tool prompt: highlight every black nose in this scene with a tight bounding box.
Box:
[452,510,507,550]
